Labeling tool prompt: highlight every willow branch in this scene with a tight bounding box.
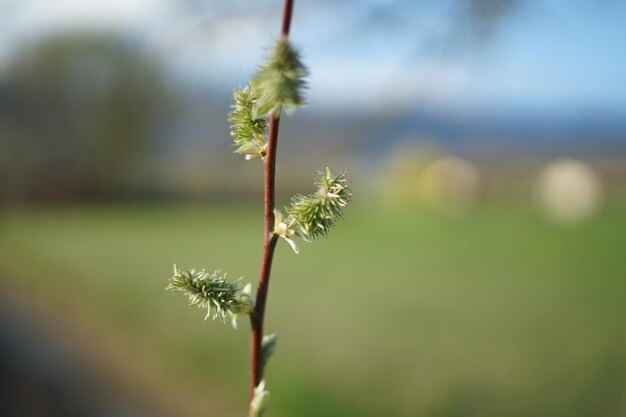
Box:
[248,0,295,410]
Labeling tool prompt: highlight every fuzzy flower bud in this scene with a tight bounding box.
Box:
[261,333,278,369]
[273,209,299,254]
[250,380,270,417]
[251,36,308,117]
[228,85,268,160]
[286,168,351,241]
[167,266,254,326]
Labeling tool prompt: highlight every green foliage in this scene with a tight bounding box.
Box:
[0,33,170,200]
[251,36,308,117]
[3,205,626,417]
[228,84,268,160]
[166,266,254,325]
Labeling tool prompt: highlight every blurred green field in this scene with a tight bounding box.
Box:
[1,202,625,417]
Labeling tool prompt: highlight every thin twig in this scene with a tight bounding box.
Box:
[248,0,295,411]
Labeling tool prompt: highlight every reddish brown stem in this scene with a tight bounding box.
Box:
[280,0,294,36]
[248,0,294,412]
[248,115,280,402]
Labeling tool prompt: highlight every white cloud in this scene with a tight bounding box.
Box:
[4,0,163,35]
[307,59,470,113]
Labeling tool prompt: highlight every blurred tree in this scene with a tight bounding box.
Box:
[459,0,521,36]
[0,32,172,202]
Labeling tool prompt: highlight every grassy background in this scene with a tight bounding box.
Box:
[1,201,625,417]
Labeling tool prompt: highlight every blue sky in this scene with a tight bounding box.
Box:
[463,1,626,112]
[1,0,625,115]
